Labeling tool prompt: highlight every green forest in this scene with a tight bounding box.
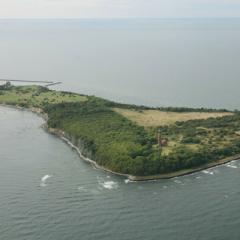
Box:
[1,85,240,177]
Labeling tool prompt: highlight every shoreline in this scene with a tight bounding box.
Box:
[1,104,240,182]
[47,127,132,179]
[128,154,240,181]
[0,104,132,179]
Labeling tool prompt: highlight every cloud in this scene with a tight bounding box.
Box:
[0,0,240,18]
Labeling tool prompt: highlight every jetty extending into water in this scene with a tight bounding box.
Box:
[0,79,62,87]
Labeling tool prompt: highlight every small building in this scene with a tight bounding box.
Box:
[160,139,168,147]
[156,129,168,147]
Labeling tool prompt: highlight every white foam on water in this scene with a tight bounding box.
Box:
[97,177,118,190]
[101,181,118,190]
[40,174,52,187]
[226,164,238,169]
[202,170,214,175]
[174,179,182,184]
[41,175,51,182]
[77,186,88,192]
[124,179,130,184]
[163,185,168,189]
[196,176,201,179]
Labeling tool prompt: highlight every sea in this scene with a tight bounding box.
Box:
[0,19,240,240]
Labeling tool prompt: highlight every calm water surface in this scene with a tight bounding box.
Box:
[0,107,240,240]
[0,19,240,109]
[1,19,240,239]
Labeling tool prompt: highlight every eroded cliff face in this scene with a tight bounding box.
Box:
[48,127,63,136]
[66,133,95,160]
[47,127,95,160]
[30,107,48,121]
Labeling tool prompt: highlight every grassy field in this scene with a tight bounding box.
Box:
[0,85,87,107]
[1,84,240,177]
[113,108,233,127]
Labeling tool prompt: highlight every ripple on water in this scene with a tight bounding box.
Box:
[2,106,240,240]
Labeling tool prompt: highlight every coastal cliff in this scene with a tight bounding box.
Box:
[1,85,240,180]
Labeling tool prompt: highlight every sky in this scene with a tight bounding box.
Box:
[0,0,240,18]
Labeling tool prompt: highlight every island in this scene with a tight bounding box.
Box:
[1,84,240,181]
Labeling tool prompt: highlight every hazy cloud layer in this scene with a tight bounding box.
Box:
[0,0,240,18]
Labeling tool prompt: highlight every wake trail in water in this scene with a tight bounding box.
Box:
[40,174,52,187]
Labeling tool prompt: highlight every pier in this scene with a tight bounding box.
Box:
[0,79,62,87]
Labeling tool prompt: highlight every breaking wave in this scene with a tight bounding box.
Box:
[124,179,130,184]
[202,170,214,175]
[226,164,238,169]
[97,177,118,190]
[40,174,52,187]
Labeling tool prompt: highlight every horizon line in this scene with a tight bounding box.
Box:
[1,17,240,20]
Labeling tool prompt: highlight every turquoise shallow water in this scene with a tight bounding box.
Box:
[0,106,240,240]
